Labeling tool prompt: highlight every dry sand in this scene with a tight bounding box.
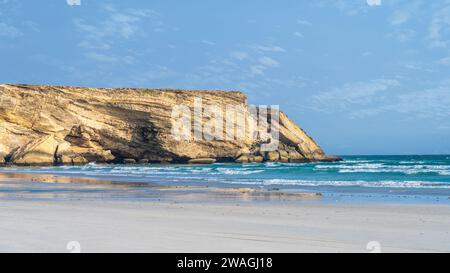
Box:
[1,199,449,253]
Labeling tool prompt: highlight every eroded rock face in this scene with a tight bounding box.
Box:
[0,84,341,165]
[9,135,58,165]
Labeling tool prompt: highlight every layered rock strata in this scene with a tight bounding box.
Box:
[0,84,341,165]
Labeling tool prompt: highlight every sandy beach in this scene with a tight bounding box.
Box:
[0,171,449,253]
[1,199,449,253]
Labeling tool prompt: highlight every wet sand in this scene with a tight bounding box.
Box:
[0,172,449,252]
[0,172,326,202]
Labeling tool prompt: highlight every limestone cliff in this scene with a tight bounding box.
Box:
[0,84,340,165]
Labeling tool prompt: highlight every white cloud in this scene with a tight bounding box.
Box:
[249,65,265,77]
[293,32,303,38]
[72,4,166,68]
[21,21,39,32]
[84,52,135,64]
[389,10,410,25]
[404,63,433,72]
[311,79,400,112]
[251,44,286,53]
[78,40,111,50]
[182,43,292,91]
[0,22,21,37]
[74,5,159,49]
[438,56,450,65]
[315,0,370,16]
[0,0,24,38]
[85,52,117,63]
[385,85,450,118]
[229,51,249,60]
[127,65,177,86]
[385,29,416,42]
[296,19,312,26]
[312,78,450,120]
[428,3,450,48]
[200,39,216,46]
[30,54,76,73]
[258,56,279,68]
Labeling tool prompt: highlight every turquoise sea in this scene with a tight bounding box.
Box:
[1,155,450,203]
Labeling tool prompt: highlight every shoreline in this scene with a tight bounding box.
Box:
[0,171,449,205]
[1,199,449,252]
[0,171,449,252]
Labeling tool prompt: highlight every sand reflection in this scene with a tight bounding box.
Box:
[0,171,323,203]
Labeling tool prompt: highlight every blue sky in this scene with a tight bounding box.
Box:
[1,0,449,155]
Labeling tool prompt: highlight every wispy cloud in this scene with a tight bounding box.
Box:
[200,39,216,46]
[70,3,171,71]
[384,84,450,118]
[258,56,279,68]
[314,0,370,16]
[229,51,249,60]
[428,2,450,48]
[293,32,303,38]
[438,55,450,65]
[74,4,160,50]
[404,62,433,73]
[0,22,21,37]
[385,28,416,42]
[311,79,400,113]
[84,52,135,64]
[29,54,76,73]
[0,0,23,38]
[251,44,286,53]
[180,40,294,92]
[311,78,450,120]
[389,10,410,25]
[190,43,286,83]
[125,65,178,87]
[297,19,312,26]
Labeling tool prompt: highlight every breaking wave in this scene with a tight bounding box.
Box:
[314,163,450,176]
[2,155,450,191]
[226,179,450,189]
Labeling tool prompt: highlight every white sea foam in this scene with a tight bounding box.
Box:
[399,161,426,164]
[338,160,371,163]
[2,157,450,190]
[315,162,450,175]
[227,179,450,189]
[315,163,385,169]
[217,168,264,175]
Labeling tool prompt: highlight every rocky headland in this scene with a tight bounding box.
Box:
[0,84,341,166]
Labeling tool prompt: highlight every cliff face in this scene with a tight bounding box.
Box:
[0,84,340,165]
